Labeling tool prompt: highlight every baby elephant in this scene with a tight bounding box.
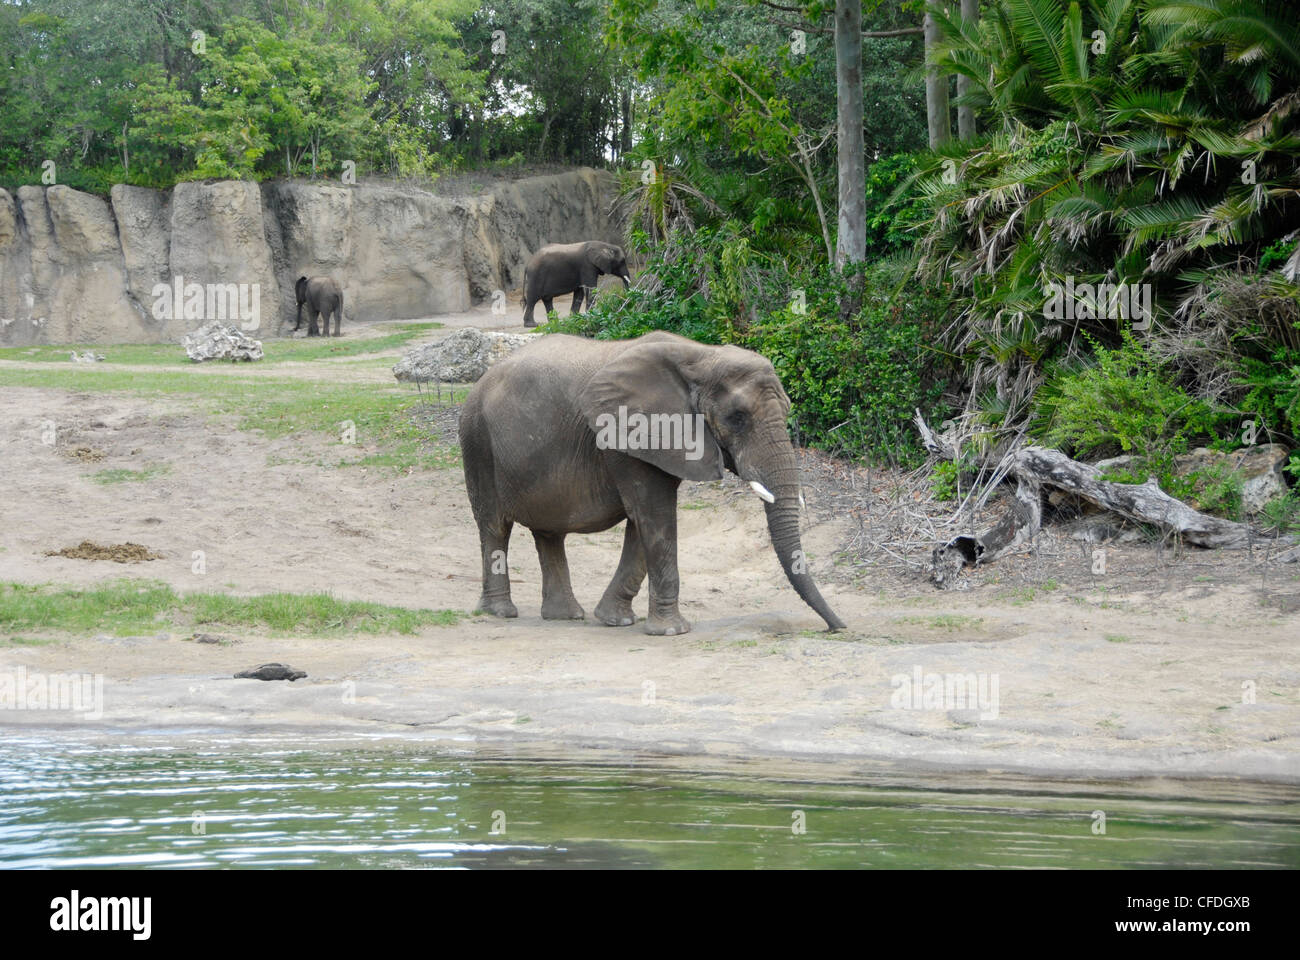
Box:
[294,275,344,337]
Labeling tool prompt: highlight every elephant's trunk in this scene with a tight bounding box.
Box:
[747,430,845,632]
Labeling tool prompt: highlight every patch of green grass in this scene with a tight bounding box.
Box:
[90,464,171,485]
[0,580,461,638]
[893,614,985,631]
[998,586,1039,606]
[680,501,711,510]
[0,323,441,366]
[0,635,57,646]
[1104,634,1132,643]
[0,362,465,474]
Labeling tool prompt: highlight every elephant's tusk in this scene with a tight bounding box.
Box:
[750,481,776,503]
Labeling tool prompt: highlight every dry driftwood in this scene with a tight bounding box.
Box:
[914,410,1279,579]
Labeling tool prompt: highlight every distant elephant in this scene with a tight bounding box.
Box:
[294,276,343,337]
[459,331,845,635]
[522,241,631,327]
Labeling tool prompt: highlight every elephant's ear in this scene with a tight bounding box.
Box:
[577,341,725,482]
[585,243,613,274]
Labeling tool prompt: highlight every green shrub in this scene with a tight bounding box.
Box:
[1236,347,1300,444]
[1035,333,1256,516]
[1036,333,1225,460]
[745,261,950,466]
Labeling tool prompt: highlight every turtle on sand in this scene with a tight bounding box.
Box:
[234,663,307,681]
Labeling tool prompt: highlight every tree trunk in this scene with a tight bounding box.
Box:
[913,412,1289,585]
[923,12,950,148]
[956,0,979,140]
[620,86,632,159]
[835,0,866,271]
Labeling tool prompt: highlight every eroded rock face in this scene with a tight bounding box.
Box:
[0,169,619,346]
[170,181,281,339]
[1,185,149,345]
[111,184,172,336]
[393,328,539,384]
[183,321,264,363]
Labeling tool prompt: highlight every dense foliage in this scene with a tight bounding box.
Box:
[0,0,629,190]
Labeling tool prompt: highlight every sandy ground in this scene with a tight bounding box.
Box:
[2,303,1298,782]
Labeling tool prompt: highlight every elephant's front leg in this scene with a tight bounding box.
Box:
[595,520,646,627]
[532,531,585,620]
[570,287,584,315]
[616,469,689,636]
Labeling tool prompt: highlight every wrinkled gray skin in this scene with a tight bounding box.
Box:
[294,276,344,337]
[522,241,631,327]
[458,331,845,635]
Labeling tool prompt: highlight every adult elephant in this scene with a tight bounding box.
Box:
[293,276,344,337]
[459,331,845,635]
[522,241,631,327]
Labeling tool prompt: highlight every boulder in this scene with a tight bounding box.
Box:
[1093,444,1291,514]
[393,328,539,384]
[183,321,264,363]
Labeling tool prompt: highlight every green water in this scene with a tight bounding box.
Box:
[2,737,1297,868]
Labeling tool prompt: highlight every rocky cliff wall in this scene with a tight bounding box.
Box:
[0,168,620,345]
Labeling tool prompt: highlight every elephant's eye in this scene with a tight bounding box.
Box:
[725,409,748,429]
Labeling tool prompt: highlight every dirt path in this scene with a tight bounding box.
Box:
[2,308,1298,782]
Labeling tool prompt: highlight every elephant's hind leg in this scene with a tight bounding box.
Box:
[570,287,585,315]
[533,531,585,620]
[475,517,518,618]
[595,521,645,627]
[462,418,517,618]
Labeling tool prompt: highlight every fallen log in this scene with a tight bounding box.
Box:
[914,410,1288,582]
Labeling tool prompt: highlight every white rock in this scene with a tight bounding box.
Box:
[183,320,263,362]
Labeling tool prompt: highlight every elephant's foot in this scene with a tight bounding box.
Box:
[541,595,585,620]
[478,595,518,618]
[595,596,636,627]
[645,610,690,636]
[523,319,536,328]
